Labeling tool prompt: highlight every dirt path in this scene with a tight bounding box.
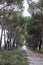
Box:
[26,49,43,65]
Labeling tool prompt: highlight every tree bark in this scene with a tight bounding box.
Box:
[39,36,42,51]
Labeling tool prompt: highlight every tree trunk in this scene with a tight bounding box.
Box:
[4,29,7,49]
[39,37,42,51]
[13,37,15,48]
[7,33,10,50]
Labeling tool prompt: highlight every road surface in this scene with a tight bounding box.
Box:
[26,49,43,65]
[21,45,43,65]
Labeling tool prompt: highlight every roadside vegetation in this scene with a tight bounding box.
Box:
[37,49,43,54]
[0,49,29,65]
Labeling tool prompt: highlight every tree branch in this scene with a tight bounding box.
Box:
[28,0,43,11]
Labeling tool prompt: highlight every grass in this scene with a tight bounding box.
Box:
[0,49,29,65]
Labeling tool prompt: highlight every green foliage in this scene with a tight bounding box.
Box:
[38,0,43,7]
[0,49,28,65]
[0,0,23,9]
[26,16,41,35]
[0,0,43,49]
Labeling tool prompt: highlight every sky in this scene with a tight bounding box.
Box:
[23,0,31,17]
[23,0,39,17]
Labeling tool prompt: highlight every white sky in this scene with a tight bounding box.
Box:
[33,0,39,2]
[23,0,31,17]
[23,0,39,17]
[0,27,7,47]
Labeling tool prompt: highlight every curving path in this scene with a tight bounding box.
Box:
[26,49,43,65]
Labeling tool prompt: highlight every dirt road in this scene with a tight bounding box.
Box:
[26,49,43,65]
